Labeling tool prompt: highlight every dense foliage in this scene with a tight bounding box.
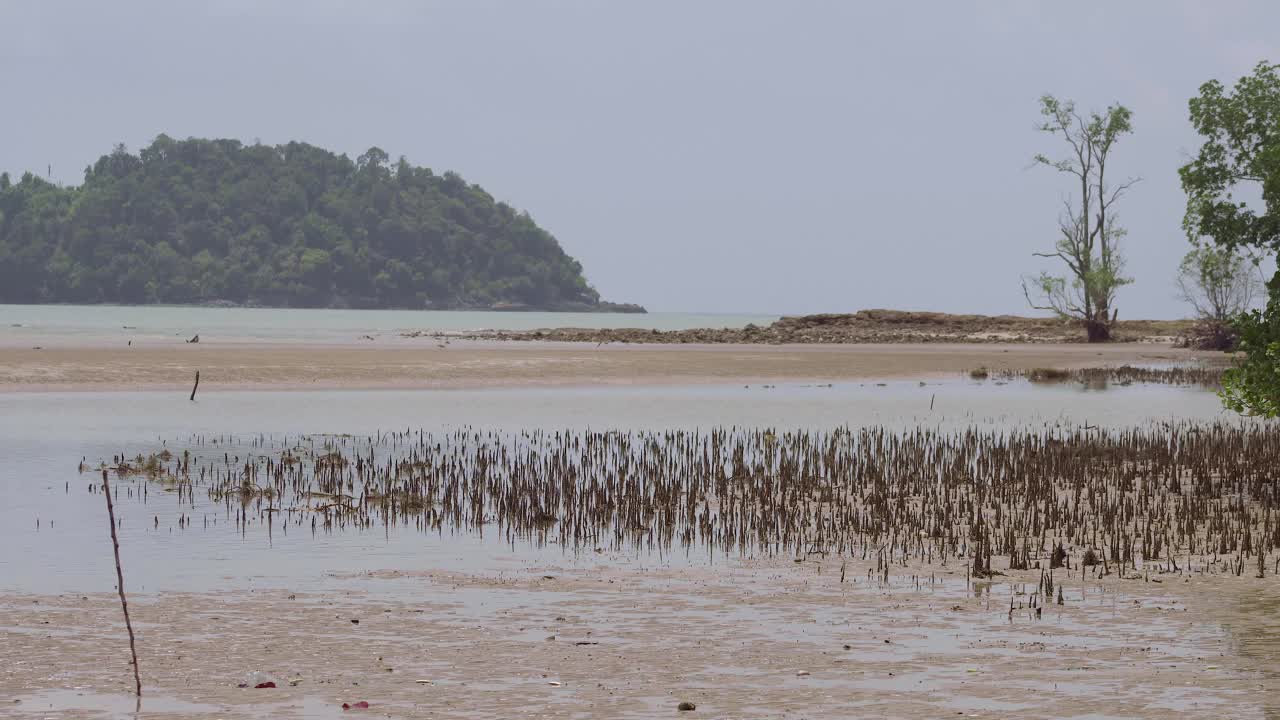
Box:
[1180,61,1280,416]
[1221,302,1280,417]
[1180,61,1280,256]
[0,136,630,311]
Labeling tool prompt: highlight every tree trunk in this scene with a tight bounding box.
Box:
[1085,319,1111,343]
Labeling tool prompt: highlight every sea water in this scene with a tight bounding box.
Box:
[0,304,778,347]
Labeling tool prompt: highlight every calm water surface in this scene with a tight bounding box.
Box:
[0,304,777,347]
[0,380,1244,594]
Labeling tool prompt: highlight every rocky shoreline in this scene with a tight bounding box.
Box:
[402,309,1194,345]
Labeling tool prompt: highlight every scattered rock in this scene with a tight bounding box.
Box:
[678,701,697,711]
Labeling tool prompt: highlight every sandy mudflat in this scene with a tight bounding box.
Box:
[0,341,1214,392]
[3,557,1276,719]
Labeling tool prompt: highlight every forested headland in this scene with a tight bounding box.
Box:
[0,136,642,312]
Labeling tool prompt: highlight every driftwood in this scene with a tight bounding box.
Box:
[102,469,142,697]
[189,371,200,401]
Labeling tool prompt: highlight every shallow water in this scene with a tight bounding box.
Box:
[0,379,1245,594]
[5,378,1280,719]
[0,304,776,347]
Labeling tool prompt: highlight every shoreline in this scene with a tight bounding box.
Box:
[0,341,1216,393]
[399,309,1195,345]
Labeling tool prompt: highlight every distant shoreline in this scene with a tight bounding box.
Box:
[401,309,1196,345]
[0,298,648,314]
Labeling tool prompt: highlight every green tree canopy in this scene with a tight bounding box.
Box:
[1181,61,1280,416]
[0,136,637,311]
[1180,61,1280,263]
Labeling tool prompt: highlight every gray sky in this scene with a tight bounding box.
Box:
[3,1,1277,317]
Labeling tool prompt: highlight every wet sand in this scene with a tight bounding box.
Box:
[0,341,1213,392]
[3,557,1274,719]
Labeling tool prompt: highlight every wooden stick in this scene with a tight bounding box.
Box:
[102,469,142,697]
[189,371,200,402]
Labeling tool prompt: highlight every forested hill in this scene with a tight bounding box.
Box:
[0,136,642,311]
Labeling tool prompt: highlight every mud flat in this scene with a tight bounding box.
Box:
[0,341,1215,392]
[3,558,1276,720]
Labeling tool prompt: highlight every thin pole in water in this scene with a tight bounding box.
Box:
[102,468,142,698]
[190,370,200,402]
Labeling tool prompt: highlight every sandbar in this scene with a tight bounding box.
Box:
[0,341,1216,393]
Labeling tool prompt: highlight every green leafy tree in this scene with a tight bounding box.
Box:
[1220,302,1280,417]
[1180,61,1280,259]
[1023,95,1137,342]
[1181,61,1280,415]
[0,137,633,312]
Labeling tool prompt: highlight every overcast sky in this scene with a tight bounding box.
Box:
[3,1,1277,316]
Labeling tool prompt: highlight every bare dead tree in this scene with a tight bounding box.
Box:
[1176,245,1264,349]
[1023,95,1138,342]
